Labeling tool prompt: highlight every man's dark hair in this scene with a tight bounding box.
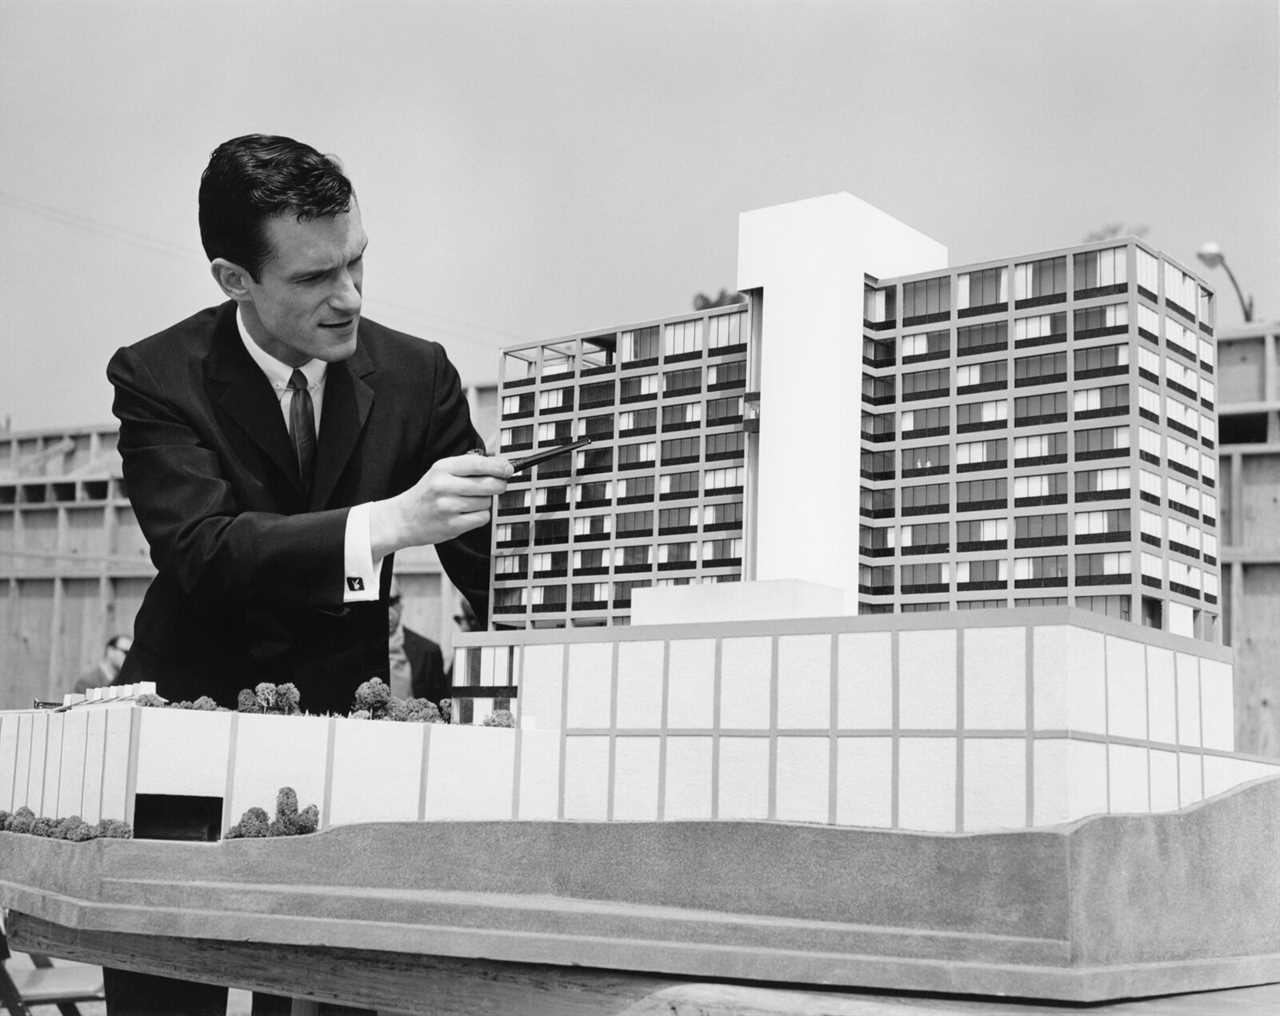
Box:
[198,134,354,281]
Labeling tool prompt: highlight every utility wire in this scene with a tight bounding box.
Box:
[0,188,529,352]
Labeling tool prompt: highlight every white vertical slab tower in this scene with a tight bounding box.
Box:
[737,194,947,596]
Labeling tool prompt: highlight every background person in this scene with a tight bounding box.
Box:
[70,634,131,694]
[386,575,445,704]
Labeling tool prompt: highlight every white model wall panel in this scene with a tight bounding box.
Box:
[615,641,664,729]
[1176,653,1203,747]
[25,712,47,813]
[135,708,232,798]
[717,737,770,820]
[1032,627,1069,730]
[964,738,1026,831]
[776,634,831,729]
[0,713,19,812]
[1146,647,1178,744]
[80,710,108,823]
[898,737,956,832]
[57,710,88,818]
[329,717,422,826]
[775,737,829,822]
[1179,752,1204,805]
[1204,755,1276,797]
[1150,749,1180,812]
[40,713,64,817]
[898,629,957,729]
[837,632,892,729]
[100,707,134,823]
[1032,740,1070,826]
[836,737,893,828]
[518,644,564,731]
[566,642,612,729]
[424,725,515,821]
[515,729,560,820]
[720,636,771,729]
[1109,743,1151,813]
[1200,659,1235,751]
[612,736,661,821]
[1107,637,1149,741]
[1066,628,1108,734]
[228,714,329,831]
[666,639,715,729]
[664,736,714,820]
[563,735,609,820]
[1068,740,1110,821]
[964,628,1025,730]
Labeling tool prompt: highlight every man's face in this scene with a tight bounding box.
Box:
[240,203,368,367]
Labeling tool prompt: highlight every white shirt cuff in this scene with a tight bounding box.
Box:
[342,502,384,602]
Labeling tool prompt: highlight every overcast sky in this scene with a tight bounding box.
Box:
[1,0,1276,432]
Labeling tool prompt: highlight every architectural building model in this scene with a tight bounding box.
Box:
[0,192,1253,839]
[3,194,1279,1005]
[489,194,1220,642]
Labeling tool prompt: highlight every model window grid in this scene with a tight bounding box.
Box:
[859,240,1218,636]
[492,306,750,627]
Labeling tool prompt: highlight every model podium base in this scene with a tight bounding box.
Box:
[2,776,1280,1003]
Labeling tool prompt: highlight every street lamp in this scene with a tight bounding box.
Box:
[1196,242,1255,322]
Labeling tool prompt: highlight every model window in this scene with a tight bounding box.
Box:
[901,276,950,319]
[957,320,1008,354]
[663,320,703,357]
[620,326,660,362]
[1014,256,1067,300]
[1073,247,1127,293]
[1013,351,1067,385]
[958,267,1007,309]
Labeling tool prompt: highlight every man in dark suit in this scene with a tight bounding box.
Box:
[110,134,511,718]
[106,134,511,1014]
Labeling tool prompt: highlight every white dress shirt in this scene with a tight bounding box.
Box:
[237,309,383,602]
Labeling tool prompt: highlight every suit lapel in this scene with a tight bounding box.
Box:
[204,306,303,496]
[310,343,375,510]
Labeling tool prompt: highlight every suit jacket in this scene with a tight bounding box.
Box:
[403,626,447,705]
[108,301,490,715]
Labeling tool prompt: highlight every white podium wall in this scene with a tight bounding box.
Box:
[0,706,531,831]
[1,609,1271,835]
[458,608,1273,832]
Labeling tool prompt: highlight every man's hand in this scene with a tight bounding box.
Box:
[370,452,513,560]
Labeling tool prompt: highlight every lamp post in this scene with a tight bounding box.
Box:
[1196,242,1255,322]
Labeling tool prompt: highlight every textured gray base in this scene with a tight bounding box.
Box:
[3,775,1280,1002]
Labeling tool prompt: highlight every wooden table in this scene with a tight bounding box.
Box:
[11,909,1280,1016]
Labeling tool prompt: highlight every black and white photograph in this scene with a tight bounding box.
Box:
[0,1,1278,1013]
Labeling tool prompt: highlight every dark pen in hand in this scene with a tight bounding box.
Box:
[470,436,593,473]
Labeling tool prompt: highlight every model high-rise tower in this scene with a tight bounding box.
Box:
[488,194,1219,642]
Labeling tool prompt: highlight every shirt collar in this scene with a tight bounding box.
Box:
[236,307,327,391]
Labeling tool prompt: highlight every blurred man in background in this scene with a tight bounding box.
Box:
[70,634,131,694]
[386,575,445,704]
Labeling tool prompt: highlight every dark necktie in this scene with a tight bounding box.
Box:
[287,369,316,491]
